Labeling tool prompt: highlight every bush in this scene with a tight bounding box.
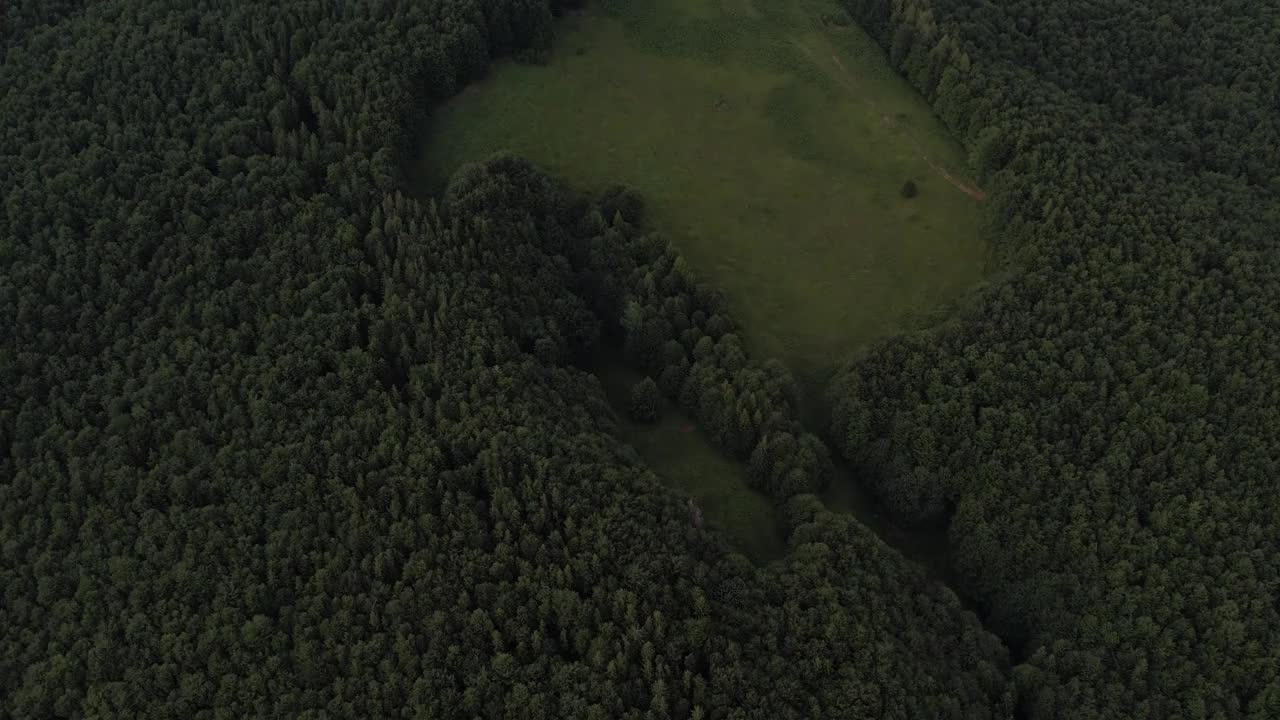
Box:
[629,377,661,422]
[600,184,646,225]
[900,180,918,198]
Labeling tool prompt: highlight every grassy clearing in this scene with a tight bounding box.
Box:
[592,356,788,563]
[417,0,985,559]
[416,0,985,406]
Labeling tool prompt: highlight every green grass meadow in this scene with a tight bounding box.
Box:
[417,0,985,560]
[417,0,986,400]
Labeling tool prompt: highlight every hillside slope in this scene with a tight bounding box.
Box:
[832,0,1280,717]
[0,2,1010,717]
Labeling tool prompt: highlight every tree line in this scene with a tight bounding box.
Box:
[832,0,1280,718]
[1,1,1012,717]
[566,187,835,501]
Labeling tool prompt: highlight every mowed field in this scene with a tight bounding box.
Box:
[416,0,986,403]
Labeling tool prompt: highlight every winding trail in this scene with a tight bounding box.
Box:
[795,39,987,201]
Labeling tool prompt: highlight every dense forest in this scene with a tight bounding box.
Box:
[1,1,1012,717]
[831,0,1280,717]
[3,0,1277,718]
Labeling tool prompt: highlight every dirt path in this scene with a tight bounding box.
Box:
[923,155,986,201]
[795,39,986,201]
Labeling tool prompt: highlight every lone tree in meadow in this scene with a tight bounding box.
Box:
[900,180,919,198]
[629,377,661,423]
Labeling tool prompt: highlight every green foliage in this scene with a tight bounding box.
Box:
[585,209,833,501]
[0,2,1012,717]
[831,0,1280,716]
[594,355,787,562]
[629,376,661,422]
[748,431,833,498]
[418,0,986,398]
[600,183,647,226]
[900,179,919,198]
